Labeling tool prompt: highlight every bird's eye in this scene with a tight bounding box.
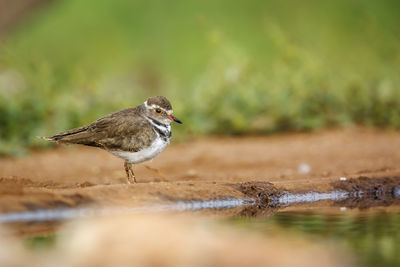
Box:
[155,108,162,114]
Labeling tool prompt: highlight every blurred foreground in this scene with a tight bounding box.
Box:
[0,214,355,267]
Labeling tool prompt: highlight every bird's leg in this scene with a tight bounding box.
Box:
[124,161,130,178]
[124,162,137,184]
[129,164,137,183]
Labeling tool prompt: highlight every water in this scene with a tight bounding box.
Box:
[274,190,349,205]
[23,207,400,267]
[0,190,362,223]
[2,188,399,267]
[0,198,253,223]
[230,210,400,267]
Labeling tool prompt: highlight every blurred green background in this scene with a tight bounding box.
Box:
[0,0,399,155]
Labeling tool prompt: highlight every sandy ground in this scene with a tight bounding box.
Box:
[0,127,399,215]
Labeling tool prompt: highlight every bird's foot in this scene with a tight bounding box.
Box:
[127,172,137,184]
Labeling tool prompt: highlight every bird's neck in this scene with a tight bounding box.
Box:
[145,117,171,142]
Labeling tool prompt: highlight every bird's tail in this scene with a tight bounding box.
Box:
[42,136,55,141]
[42,126,90,143]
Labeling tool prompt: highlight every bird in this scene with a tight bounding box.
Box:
[43,96,182,184]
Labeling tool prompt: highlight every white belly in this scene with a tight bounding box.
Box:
[110,137,169,164]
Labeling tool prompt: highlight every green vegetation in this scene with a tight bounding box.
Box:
[24,235,56,250]
[1,0,399,155]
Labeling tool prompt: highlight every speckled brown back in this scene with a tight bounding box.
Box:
[46,104,157,152]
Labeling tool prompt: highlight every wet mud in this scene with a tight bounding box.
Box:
[331,176,399,195]
[331,176,400,209]
[232,181,280,208]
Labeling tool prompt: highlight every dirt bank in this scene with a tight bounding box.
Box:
[0,127,399,218]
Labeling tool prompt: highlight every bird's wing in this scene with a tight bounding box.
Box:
[45,107,156,152]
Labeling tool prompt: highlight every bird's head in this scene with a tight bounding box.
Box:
[143,96,182,125]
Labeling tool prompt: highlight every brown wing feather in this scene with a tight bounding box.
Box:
[44,105,156,152]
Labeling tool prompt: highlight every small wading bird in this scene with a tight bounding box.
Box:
[44,96,182,184]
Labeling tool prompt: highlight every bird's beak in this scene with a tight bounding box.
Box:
[168,115,182,124]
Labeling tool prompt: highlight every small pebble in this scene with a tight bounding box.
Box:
[298,163,311,174]
[340,177,347,181]
[187,169,198,177]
